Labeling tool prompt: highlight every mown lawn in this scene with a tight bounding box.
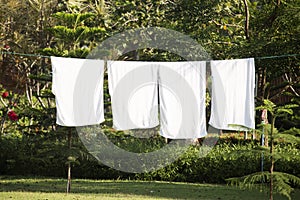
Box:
[0,176,299,200]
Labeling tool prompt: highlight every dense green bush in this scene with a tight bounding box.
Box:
[1,133,299,184]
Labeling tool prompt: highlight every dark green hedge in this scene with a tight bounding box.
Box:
[0,134,299,184]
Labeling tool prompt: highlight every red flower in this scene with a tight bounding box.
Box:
[2,91,9,98]
[4,44,10,50]
[8,110,18,121]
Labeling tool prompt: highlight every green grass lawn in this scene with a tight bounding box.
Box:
[0,176,299,200]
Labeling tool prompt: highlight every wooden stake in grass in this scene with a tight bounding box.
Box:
[269,115,275,200]
[66,129,72,194]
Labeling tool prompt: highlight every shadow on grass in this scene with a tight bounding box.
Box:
[0,176,299,200]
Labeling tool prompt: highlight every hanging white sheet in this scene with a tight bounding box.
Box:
[209,58,255,130]
[51,57,105,126]
[157,61,207,139]
[107,61,159,130]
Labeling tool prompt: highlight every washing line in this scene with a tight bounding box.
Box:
[255,53,300,60]
[0,51,50,58]
[1,51,300,60]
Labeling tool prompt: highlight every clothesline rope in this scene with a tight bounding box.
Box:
[0,51,50,58]
[256,54,300,60]
[1,51,300,60]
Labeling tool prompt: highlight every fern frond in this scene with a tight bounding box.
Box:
[274,133,300,144]
[273,172,300,200]
[280,128,300,136]
[227,171,300,200]
[274,172,300,187]
[276,108,294,116]
[273,175,292,200]
[272,151,300,162]
[278,104,299,110]
[226,171,270,188]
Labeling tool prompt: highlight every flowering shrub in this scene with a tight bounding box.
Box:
[8,110,18,121]
[1,89,19,126]
[3,44,10,50]
[2,91,9,98]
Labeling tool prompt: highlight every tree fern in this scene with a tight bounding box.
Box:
[227,99,300,200]
[227,171,300,200]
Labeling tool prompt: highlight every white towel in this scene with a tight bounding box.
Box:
[107,61,159,130]
[51,57,105,126]
[157,61,207,139]
[209,58,255,130]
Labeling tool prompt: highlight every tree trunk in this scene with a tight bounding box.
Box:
[244,131,248,139]
[266,0,281,27]
[67,162,71,193]
[66,129,72,194]
[269,116,275,200]
[242,0,250,40]
[264,134,269,147]
[0,117,5,136]
[252,130,256,140]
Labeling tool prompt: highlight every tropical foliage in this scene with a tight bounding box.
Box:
[0,0,299,199]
